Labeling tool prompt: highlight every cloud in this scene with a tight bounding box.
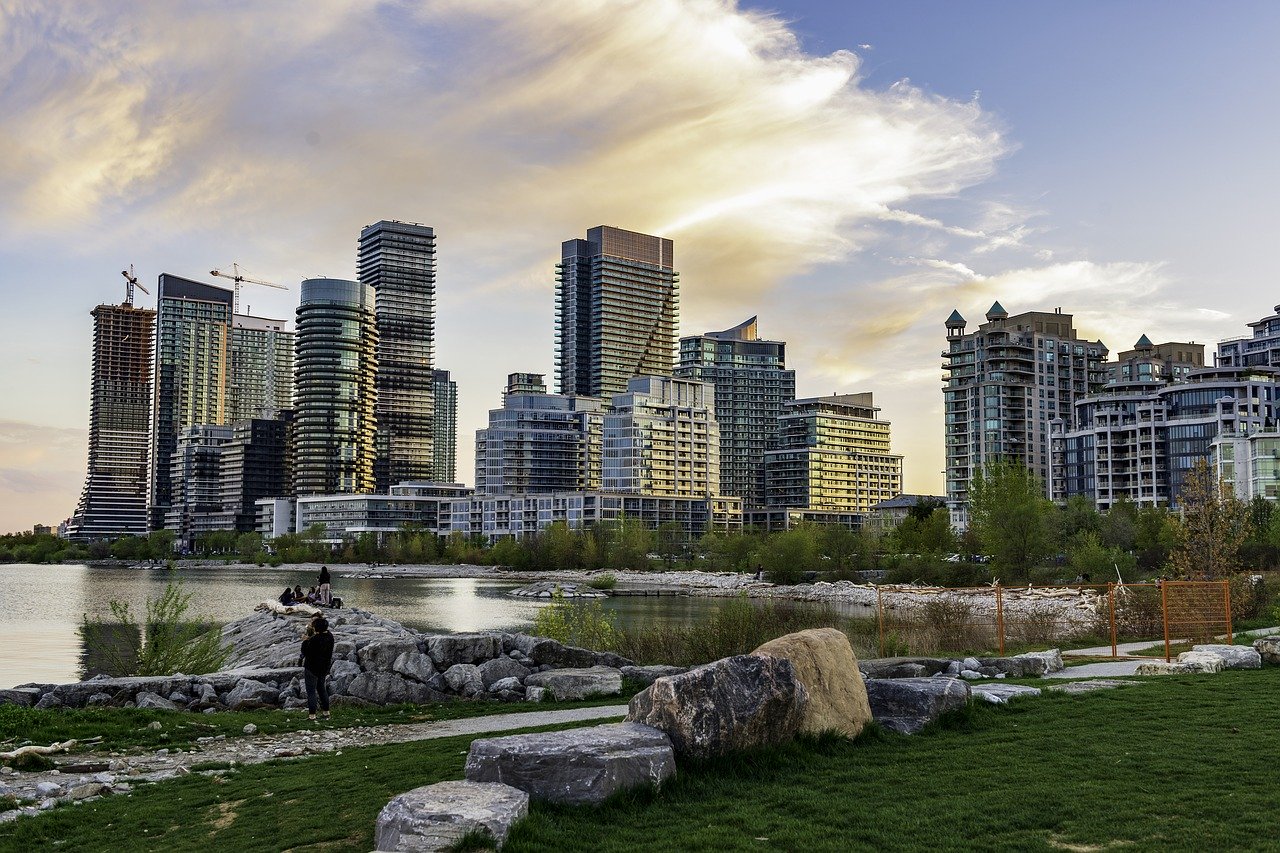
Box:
[0,420,86,532]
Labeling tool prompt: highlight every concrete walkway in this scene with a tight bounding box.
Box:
[1052,626,1280,678]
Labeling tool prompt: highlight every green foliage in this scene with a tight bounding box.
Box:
[0,531,91,564]
[532,591,621,651]
[891,508,956,556]
[752,525,819,584]
[1065,531,1137,582]
[1169,458,1249,580]
[81,581,230,677]
[601,515,655,570]
[968,462,1052,580]
[586,573,617,591]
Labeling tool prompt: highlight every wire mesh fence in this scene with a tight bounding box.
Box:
[874,580,1232,661]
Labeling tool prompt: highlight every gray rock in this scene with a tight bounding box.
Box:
[1191,644,1262,670]
[86,692,114,707]
[375,780,529,852]
[525,687,548,703]
[35,782,62,797]
[328,659,363,694]
[1044,679,1144,694]
[425,633,502,668]
[944,660,961,675]
[864,677,971,734]
[69,782,108,801]
[961,657,981,671]
[1172,652,1226,674]
[620,665,686,686]
[136,691,180,711]
[970,683,1042,704]
[34,693,62,710]
[527,640,598,669]
[594,652,637,669]
[0,688,41,707]
[167,691,189,703]
[147,720,163,730]
[489,677,523,693]
[347,672,450,705]
[359,638,423,673]
[477,656,530,689]
[443,664,486,697]
[465,722,676,805]
[857,657,951,679]
[225,679,280,710]
[1014,648,1064,674]
[524,666,622,701]
[885,663,930,679]
[958,669,983,680]
[1135,659,1214,675]
[391,651,438,684]
[1254,635,1280,665]
[243,723,258,734]
[626,655,808,760]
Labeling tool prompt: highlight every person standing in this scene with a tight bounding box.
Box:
[298,616,335,721]
[318,565,333,606]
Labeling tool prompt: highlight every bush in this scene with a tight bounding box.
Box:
[81,581,230,677]
[586,573,617,591]
[532,591,620,651]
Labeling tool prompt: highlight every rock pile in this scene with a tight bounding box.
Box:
[507,581,607,599]
[1137,642,1262,675]
[858,649,1064,681]
[2,608,654,714]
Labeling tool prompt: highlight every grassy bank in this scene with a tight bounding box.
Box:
[6,669,1280,851]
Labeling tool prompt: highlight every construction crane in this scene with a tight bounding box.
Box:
[121,264,149,306]
[210,263,287,314]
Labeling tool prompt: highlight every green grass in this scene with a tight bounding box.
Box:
[0,691,636,758]
[0,719,615,852]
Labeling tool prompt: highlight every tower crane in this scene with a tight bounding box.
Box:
[121,264,149,306]
[210,263,288,314]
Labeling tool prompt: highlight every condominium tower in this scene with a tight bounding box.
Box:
[293,278,378,495]
[603,376,719,497]
[556,226,678,399]
[431,369,458,483]
[943,303,1108,527]
[358,220,437,492]
[676,316,795,506]
[762,393,902,514]
[1217,304,1280,368]
[149,274,234,529]
[66,300,156,540]
[228,314,294,422]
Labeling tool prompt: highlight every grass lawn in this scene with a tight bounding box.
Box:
[0,691,635,759]
[6,670,1280,852]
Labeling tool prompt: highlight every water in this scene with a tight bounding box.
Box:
[0,563,754,688]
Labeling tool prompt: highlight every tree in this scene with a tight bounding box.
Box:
[1066,531,1136,582]
[1134,504,1175,574]
[655,522,685,568]
[894,508,955,555]
[1100,498,1138,552]
[236,532,263,562]
[753,525,819,584]
[967,462,1052,580]
[603,515,654,570]
[1168,458,1249,580]
[907,496,947,523]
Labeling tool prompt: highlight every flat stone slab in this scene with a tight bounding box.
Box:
[1255,635,1280,665]
[864,677,970,735]
[970,683,1042,704]
[1191,644,1261,670]
[523,666,622,701]
[1044,679,1145,694]
[375,780,528,852]
[465,722,675,805]
[1136,659,1219,676]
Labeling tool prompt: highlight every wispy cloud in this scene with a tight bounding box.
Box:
[0,420,86,532]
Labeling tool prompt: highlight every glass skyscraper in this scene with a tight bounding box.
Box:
[67,300,156,540]
[431,368,458,483]
[228,314,294,422]
[358,220,436,492]
[293,278,378,495]
[676,316,795,506]
[556,226,678,400]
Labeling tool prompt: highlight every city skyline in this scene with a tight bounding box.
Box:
[3,2,1279,531]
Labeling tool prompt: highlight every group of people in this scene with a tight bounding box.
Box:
[279,566,335,607]
[298,612,335,722]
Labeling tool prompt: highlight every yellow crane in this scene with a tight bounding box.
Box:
[210,263,288,315]
[121,264,149,306]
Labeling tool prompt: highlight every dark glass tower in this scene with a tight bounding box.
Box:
[293,278,378,495]
[358,220,436,492]
[67,300,156,540]
[676,317,795,506]
[431,369,458,482]
[556,226,678,400]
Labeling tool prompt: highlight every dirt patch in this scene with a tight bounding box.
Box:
[1048,834,1136,851]
[208,798,244,833]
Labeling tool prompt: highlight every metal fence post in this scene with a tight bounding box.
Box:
[1161,580,1171,663]
[1224,579,1233,644]
[877,585,885,657]
[1108,582,1117,659]
[996,583,1005,656]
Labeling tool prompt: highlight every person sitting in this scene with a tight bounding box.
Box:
[293,585,304,603]
[279,587,295,606]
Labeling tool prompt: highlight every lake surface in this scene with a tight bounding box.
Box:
[0,563,764,688]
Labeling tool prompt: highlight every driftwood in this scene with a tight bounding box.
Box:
[0,740,78,761]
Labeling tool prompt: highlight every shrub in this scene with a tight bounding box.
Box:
[586,573,617,591]
[532,591,620,651]
[81,581,230,677]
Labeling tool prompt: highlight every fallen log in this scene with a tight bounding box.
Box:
[0,739,77,761]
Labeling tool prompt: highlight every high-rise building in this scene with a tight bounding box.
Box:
[358,220,436,492]
[219,416,293,532]
[1217,304,1280,368]
[1106,336,1204,385]
[66,300,156,541]
[431,369,458,483]
[165,423,234,550]
[475,374,605,495]
[676,316,795,506]
[943,303,1108,527]
[149,274,234,529]
[602,376,719,497]
[228,314,294,422]
[293,278,378,495]
[556,226,678,399]
[762,393,902,515]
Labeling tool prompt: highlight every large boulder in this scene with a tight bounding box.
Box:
[0,688,41,707]
[970,683,1042,705]
[1254,635,1280,665]
[444,664,486,698]
[620,665,686,686]
[426,634,502,668]
[359,638,424,673]
[465,723,675,805]
[626,655,808,759]
[1173,652,1227,674]
[224,679,280,711]
[1136,659,1218,676]
[328,659,363,695]
[523,666,622,701]
[864,677,970,735]
[391,651,438,684]
[1191,644,1261,670]
[375,780,528,852]
[478,657,530,689]
[347,672,450,705]
[752,628,871,738]
[1014,649,1063,675]
[527,639,598,669]
[858,657,951,679]
[135,691,180,711]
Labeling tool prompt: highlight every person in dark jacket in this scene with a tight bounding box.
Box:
[298,616,335,721]
[318,565,333,606]
[279,587,295,606]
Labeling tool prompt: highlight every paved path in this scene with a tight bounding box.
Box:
[1054,626,1280,678]
[1047,661,1142,678]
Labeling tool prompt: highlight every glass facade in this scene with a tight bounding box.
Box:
[431,369,458,483]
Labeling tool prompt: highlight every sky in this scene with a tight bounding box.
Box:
[2,0,1278,533]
